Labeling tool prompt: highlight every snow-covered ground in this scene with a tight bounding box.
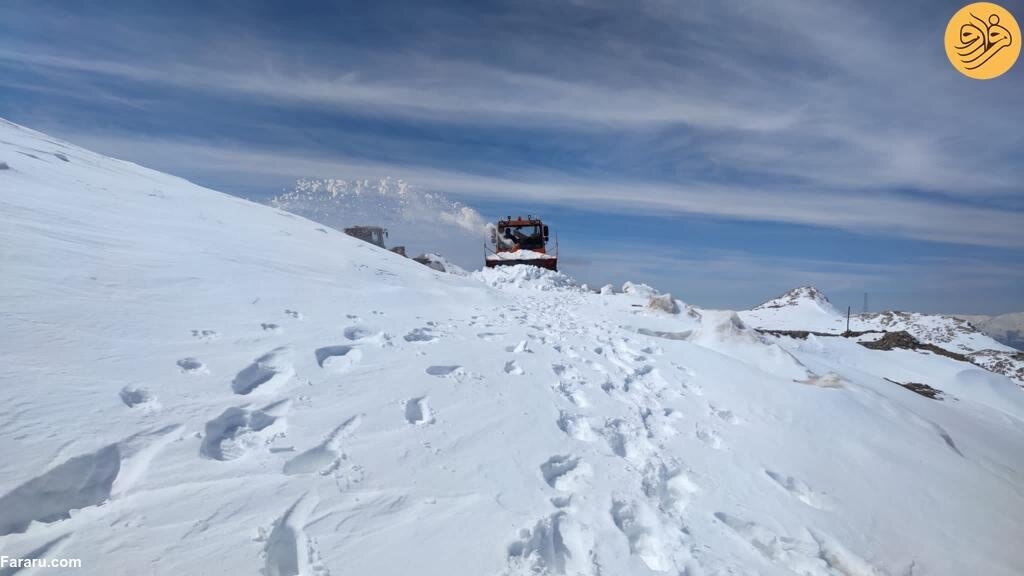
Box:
[3,118,1024,576]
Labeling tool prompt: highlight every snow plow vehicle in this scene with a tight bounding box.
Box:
[486,215,557,271]
[343,225,406,256]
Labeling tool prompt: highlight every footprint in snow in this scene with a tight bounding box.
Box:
[314,345,362,373]
[176,357,207,374]
[201,400,290,461]
[404,327,438,342]
[343,325,391,347]
[641,462,700,518]
[504,360,525,375]
[261,322,283,333]
[190,329,219,341]
[764,470,831,510]
[426,365,462,377]
[404,397,434,425]
[231,347,295,395]
[610,499,674,572]
[695,424,723,449]
[557,411,595,442]
[344,325,373,340]
[284,309,303,320]
[540,455,591,492]
[506,512,597,576]
[120,386,159,411]
[709,404,739,425]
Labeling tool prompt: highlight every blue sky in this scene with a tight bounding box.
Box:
[2,0,1022,313]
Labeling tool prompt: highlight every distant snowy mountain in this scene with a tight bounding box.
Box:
[957,312,1024,351]
[269,177,488,269]
[741,286,1023,385]
[753,286,838,314]
[745,286,1009,351]
[3,119,1024,576]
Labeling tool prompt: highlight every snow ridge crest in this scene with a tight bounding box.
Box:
[755,286,836,313]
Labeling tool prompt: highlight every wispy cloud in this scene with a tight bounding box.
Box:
[0,49,798,133]
[54,131,1023,249]
[2,0,1021,201]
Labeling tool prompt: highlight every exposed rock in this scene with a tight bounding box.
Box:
[884,378,944,400]
[860,331,969,362]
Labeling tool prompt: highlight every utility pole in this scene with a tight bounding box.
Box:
[846,306,851,334]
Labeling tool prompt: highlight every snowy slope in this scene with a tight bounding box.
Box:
[3,119,1024,576]
[269,178,488,270]
[742,287,1015,354]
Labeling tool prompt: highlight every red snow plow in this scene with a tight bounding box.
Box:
[485,216,558,271]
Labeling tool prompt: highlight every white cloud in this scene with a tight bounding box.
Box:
[51,131,1024,250]
[3,0,1021,273]
[3,0,1021,203]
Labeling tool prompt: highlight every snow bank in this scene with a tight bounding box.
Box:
[414,252,469,276]
[647,293,680,314]
[485,249,556,261]
[944,369,1024,421]
[621,281,658,297]
[689,310,813,381]
[472,264,579,291]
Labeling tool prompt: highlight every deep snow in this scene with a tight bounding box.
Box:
[2,119,1024,575]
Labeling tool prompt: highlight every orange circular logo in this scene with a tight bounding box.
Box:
[945,2,1020,79]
